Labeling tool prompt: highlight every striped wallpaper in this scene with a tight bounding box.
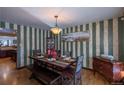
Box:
[0,21,48,68]
[0,16,124,68]
[59,16,124,68]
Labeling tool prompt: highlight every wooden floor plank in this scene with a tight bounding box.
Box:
[0,57,109,85]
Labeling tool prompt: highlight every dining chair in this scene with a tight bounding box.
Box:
[33,49,42,56]
[57,50,61,58]
[64,51,72,57]
[62,56,83,85]
[33,49,47,68]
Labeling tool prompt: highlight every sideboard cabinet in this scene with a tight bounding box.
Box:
[93,57,124,83]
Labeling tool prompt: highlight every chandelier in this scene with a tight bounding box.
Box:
[50,15,62,35]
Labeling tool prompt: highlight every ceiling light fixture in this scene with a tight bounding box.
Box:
[50,15,62,35]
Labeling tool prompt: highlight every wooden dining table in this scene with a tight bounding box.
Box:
[28,56,76,84]
[29,56,75,69]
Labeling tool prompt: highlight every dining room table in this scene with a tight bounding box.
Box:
[28,55,76,84]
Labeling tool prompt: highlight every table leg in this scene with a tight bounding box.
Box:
[29,73,35,79]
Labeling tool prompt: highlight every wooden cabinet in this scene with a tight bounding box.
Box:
[0,50,6,57]
[0,49,17,62]
[93,57,124,83]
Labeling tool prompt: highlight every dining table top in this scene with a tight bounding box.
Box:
[29,56,76,69]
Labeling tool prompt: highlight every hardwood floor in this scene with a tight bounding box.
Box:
[0,57,109,85]
[82,69,109,85]
[0,57,40,85]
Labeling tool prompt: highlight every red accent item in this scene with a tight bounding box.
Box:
[51,49,57,59]
[47,49,51,58]
[47,49,51,55]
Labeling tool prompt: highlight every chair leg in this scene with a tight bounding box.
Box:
[80,77,82,85]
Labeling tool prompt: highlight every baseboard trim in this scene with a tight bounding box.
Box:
[82,67,93,71]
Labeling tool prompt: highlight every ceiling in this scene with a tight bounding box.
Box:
[0,7,124,29]
[0,7,50,30]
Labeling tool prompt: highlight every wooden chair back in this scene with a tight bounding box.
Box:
[33,49,41,56]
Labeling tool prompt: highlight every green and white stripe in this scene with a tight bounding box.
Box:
[118,16,124,61]
[63,29,65,55]
[26,26,30,65]
[86,24,89,67]
[20,25,24,66]
[64,28,67,53]
[89,23,93,68]
[92,23,96,57]
[68,27,71,52]
[100,21,104,55]
[29,27,33,64]
[108,19,113,55]
[41,30,43,52]
[34,28,37,50]
[44,30,47,53]
[77,25,81,57]
[70,27,73,57]
[74,26,77,57]
[96,21,100,56]
[104,20,109,55]
[39,29,41,51]
[24,26,27,66]
[66,28,69,52]
[17,25,21,67]
[72,26,76,58]
[37,28,39,50]
[58,30,60,50]
[61,29,64,55]
[80,25,83,57]
[32,28,35,56]
[83,24,87,67]
[113,18,119,60]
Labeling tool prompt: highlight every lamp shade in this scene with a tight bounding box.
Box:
[50,15,62,35]
[51,27,62,35]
